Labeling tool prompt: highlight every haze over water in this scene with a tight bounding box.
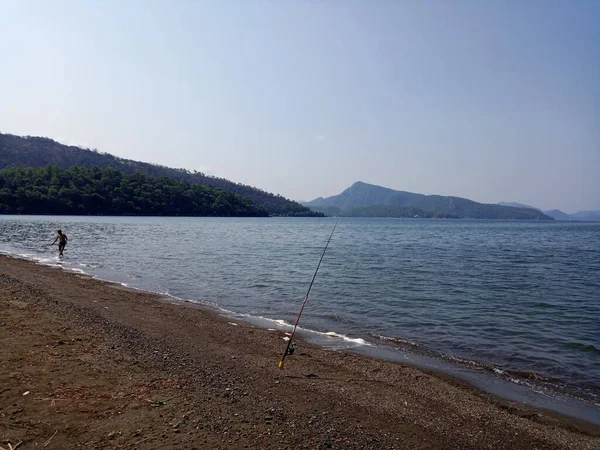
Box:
[1,216,599,408]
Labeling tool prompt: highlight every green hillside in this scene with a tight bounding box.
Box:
[0,166,268,217]
[0,133,321,217]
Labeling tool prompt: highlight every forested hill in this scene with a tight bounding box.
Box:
[304,181,553,220]
[0,166,268,217]
[0,133,321,217]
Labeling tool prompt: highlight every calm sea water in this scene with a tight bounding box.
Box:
[1,216,599,409]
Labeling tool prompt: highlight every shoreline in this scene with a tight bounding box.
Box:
[1,255,599,449]
[239,308,600,423]
[3,247,599,422]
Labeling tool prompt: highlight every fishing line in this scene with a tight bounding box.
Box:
[278,220,338,369]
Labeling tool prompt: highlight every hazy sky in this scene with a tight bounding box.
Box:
[1,1,598,212]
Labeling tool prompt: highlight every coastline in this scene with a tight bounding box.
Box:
[1,255,599,449]
[2,242,598,421]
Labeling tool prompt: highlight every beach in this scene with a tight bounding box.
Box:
[1,255,598,449]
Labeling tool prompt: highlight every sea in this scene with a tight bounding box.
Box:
[1,216,599,423]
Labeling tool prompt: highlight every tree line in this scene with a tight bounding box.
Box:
[0,166,269,217]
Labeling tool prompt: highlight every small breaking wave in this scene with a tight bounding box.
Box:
[323,331,369,345]
[235,314,371,347]
[0,249,74,271]
[372,333,419,347]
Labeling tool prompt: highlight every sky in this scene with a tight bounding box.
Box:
[1,1,598,212]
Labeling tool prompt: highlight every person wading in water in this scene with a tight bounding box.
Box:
[52,230,68,257]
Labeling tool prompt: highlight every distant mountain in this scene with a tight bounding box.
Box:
[498,201,600,222]
[569,210,600,221]
[0,133,322,217]
[543,209,600,221]
[544,209,573,221]
[303,182,553,220]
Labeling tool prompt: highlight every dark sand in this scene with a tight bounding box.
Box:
[1,255,598,449]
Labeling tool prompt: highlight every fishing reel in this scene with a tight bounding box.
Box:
[278,341,296,369]
[286,341,296,356]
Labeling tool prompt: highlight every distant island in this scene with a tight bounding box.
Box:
[0,133,322,217]
[537,209,600,222]
[498,202,600,222]
[0,166,268,217]
[303,182,553,220]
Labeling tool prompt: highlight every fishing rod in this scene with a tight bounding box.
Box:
[278,220,338,369]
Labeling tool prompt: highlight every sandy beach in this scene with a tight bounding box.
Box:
[0,255,598,449]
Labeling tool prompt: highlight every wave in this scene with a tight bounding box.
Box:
[368,332,599,402]
[503,370,561,383]
[0,248,186,304]
[531,302,555,309]
[0,249,73,270]
[234,314,371,347]
[371,333,419,347]
[323,331,369,345]
[566,342,600,355]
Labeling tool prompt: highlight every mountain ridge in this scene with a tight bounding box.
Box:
[544,209,573,221]
[304,182,553,220]
[498,201,538,210]
[0,133,321,217]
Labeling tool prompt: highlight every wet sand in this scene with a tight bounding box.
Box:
[1,255,598,449]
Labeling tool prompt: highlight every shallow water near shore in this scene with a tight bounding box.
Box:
[1,215,599,421]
